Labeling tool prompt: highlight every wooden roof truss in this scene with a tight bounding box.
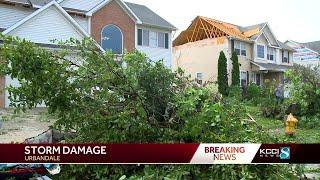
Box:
[173,16,250,47]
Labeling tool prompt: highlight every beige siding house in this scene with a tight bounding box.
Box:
[173,16,294,87]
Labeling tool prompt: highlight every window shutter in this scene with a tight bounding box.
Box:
[165,33,169,49]
[247,71,249,86]
[137,29,142,46]
[282,50,284,63]
[288,51,290,63]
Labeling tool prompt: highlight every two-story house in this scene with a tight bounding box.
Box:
[173,16,293,87]
[285,40,320,67]
[0,0,176,108]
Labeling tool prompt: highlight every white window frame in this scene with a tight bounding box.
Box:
[137,28,169,49]
[196,72,203,85]
[101,24,124,54]
[283,50,289,63]
[234,41,247,57]
[240,71,247,87]
[257,44,265,59]
[267,47,276,61]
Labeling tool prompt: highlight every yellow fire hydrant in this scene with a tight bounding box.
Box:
[285,113,298,136]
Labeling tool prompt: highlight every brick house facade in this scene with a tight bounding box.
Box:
[91,0,135,52]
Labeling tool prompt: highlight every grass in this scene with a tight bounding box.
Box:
[245,105,320,144]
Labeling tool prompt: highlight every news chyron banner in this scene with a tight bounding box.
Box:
[0,144,319,164]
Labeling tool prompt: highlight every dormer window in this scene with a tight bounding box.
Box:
[267,47,275,61]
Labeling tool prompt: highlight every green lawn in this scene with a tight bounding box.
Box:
[245,105,320,144]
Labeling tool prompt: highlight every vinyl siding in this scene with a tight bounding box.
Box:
[7,6,85,44]
[0,4,34,29]
[72,15,89,32]
[136,26,172,68]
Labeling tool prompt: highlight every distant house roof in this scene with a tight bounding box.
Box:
[277,40,294,51]
[252,62,293,72]
[125,2,177,30]
[302,41,320,53]
[239,23,266,34]
[0,28,5,32]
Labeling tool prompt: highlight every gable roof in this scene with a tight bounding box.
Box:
[1,0,177,31]
[173,16,282,47]
[302,41,320,53]
[125,2,177,30]
[3,1,89,37]
[277,40,294,51]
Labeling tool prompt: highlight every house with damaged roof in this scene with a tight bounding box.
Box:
[285,40,320,67]
[173,16,293,87]
[0,0,176,108]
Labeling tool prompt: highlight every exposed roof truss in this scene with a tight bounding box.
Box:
[173,16,250,46]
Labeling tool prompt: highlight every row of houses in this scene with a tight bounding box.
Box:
[0,0,319,108]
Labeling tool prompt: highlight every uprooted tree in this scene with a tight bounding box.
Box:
[0,35,300,179]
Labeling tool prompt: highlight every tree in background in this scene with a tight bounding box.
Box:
[217,51,228,96]
[231,52,240,86]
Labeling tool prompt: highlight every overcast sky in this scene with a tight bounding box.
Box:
[126,0,320,43]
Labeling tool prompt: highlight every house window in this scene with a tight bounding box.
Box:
[234,41,246,56]
[137,29,169,49]
[267,47,275,61]
[240,71,247,87]
[158,32,165,48]
[283,50,289,63]
[196,73,203,85]
[143,30,149,46]
[257,45,265,59]
[101,24,123,54]
[150,31,157,47]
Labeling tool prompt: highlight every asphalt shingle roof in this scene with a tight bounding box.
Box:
[302,41,320,53]
[277,40,294,51]
[125,2,177,30]
[239,23,266,32]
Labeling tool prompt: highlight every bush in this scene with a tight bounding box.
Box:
[246,83,261,105]
[259,80,283,119]
[286,64,320,116]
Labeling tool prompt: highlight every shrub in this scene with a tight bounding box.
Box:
[285,64,320,116]
[246,83,261,105]
[260,80,283,119]
[217,51,228,96]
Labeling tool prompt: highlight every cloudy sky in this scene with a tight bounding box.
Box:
[126,0,320,43]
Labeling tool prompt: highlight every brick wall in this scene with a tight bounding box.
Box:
[91,0,136,52]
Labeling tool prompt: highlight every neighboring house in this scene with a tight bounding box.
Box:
[285,40,320,67]
[173,16,294,87]
[0,0,176,108]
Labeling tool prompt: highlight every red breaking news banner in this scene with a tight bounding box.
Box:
[0,144,319,164]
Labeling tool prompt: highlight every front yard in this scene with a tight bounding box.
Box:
[246,105,320,144]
